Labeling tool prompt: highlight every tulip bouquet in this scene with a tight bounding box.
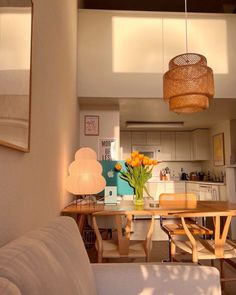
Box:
[115,151,158,206]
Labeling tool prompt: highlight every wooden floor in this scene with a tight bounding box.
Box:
[85,219,236,294]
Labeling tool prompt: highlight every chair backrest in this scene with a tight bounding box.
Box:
[159,193,197,209]
[178,211,234,262]
[92,212,155,257]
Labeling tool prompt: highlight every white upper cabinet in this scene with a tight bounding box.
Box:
[120,129,210,161]
[147,132,161,145]
[192,129,210,161]
[158,132,175,161]
[131,131,147,145]
[120,131,132,159]
[175,132,191,161]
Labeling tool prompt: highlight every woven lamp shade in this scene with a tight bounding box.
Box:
[163,53,214,113]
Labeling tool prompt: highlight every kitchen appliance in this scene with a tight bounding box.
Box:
[190,172,199,181]
[132,145,157,159]
[180,172,189,181]
[198,171,205,181]
[199,185,219,201]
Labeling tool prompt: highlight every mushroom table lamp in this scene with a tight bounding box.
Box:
[65,147,106,204]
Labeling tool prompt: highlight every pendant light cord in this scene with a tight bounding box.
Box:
[185,0,188,54]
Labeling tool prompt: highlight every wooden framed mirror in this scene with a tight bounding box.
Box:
[0,0,33,152]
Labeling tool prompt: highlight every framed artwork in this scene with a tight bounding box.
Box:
[98,138,117,160]
[213,133,225,166]
[84,115,99,136]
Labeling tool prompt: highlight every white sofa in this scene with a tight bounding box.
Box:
[0,216,221,295]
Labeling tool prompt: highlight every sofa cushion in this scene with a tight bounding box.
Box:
[92,263,221,295]
[0,217,97,295]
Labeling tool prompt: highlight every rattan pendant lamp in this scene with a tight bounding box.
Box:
[163,0,214,114]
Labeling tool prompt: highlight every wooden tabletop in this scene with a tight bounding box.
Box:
[61,200,236,217]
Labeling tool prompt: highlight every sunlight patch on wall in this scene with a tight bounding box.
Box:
[188,18,228,74]
[112,16,228,74]
[112,16,163,73]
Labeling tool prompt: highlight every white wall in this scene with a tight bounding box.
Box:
[79,107,120,159]
[78,10,236,99]
[0,0,79,246]
[230,119,236,163]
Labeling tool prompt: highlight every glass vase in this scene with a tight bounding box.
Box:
[134,185,144,207]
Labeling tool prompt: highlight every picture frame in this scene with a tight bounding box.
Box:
[213,133,225,166]
[84,115,99,136]
[98,138,117,160]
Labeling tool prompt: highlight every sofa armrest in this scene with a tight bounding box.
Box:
[0,278,21,295]
[92,263,221,295]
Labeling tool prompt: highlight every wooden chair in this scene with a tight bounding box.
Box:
[92,212,155,263]
[170,211,236,284]
[159,193,213,260]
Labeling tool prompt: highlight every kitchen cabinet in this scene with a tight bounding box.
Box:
[155,182,166,200]
[147,181,186,200]
[120,129,210,162]
[198,184,217,201]
[186,182,200,199]
[186,181,224,200]
[158,132,175,161]
[147,131,161,145]
[147,180,225,202]
[120,131,131,159]
[165,182,186,193]
[191,129,210,161]
[131,132,146,145]
[175,132,191,161]
[146,182,164,200]
[219,185,227,201]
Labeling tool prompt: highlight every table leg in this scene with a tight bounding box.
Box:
[77,214,86,233]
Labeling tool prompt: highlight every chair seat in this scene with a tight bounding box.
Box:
[96,240,146,258]
[163,222,213,236]
[174,239,236,260]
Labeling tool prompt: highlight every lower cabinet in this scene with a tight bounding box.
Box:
[186,182,225,201]
[186,183,200,200]
[146,181,225,201]
[146,181,186,200]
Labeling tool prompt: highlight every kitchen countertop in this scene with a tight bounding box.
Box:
[186,180,225,186]
[148,178,225,186]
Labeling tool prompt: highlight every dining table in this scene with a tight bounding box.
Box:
[61,200,236,233]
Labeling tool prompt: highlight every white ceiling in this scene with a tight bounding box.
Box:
[79,97,236,131]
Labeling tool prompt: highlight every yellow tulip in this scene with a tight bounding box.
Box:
[115,163,122,171]
[142,158,149,165]
[131,160,137,167]
[126,158,132,165]
[131,151,139,159]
